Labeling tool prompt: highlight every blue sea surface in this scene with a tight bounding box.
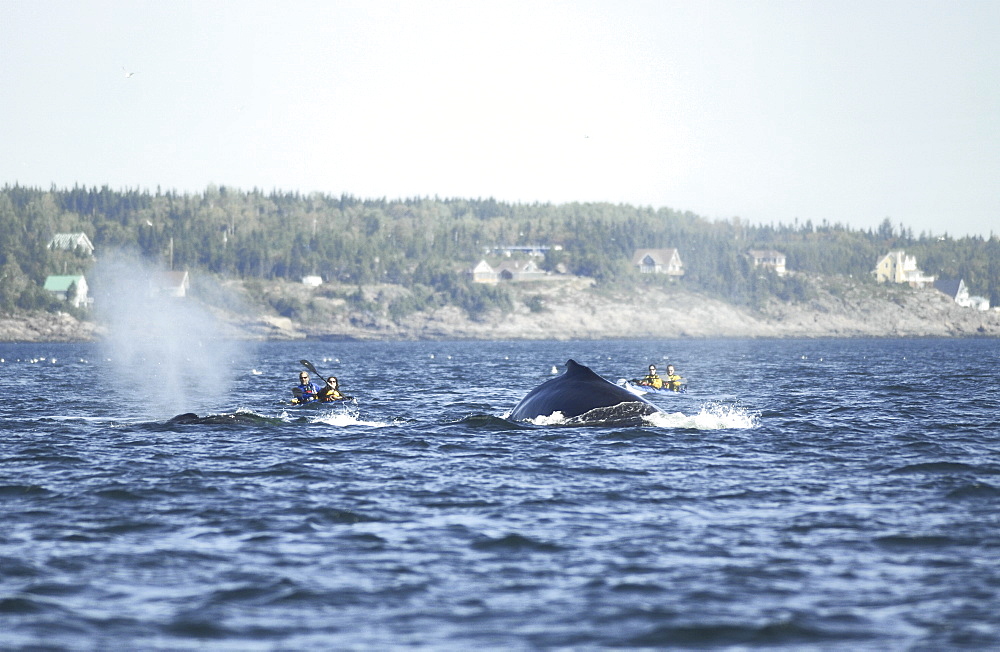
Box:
[1,338,999,650]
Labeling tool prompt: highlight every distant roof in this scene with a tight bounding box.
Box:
[933,278,963,298]
[48,233,94,252]
[156,270,190,287]
[471,259,495,273]
[631,248,678,265]
[495,259,540,273]
[44,275,85,292]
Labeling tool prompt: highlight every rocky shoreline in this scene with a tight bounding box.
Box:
[2,278,998,343]
[0,310,104,343]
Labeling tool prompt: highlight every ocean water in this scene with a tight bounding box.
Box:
[1,338,999,650]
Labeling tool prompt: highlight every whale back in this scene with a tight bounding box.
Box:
[509,359,659,422]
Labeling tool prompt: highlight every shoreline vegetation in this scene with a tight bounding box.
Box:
[3,185,999,343]
[3,275,998,343]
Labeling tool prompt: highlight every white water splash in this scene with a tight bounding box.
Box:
[615,379,648,396]
[283,406,394,428]
[528,411,568,426]
[645,403,759,430]
[510,403,758,430]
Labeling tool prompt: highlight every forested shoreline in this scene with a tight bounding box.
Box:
[1,183,997,323]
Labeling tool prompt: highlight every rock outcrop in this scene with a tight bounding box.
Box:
[0,311,104,342]
[3,277,998,342]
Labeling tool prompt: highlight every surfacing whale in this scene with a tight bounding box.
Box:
[167,412,279,425]
[509,359,661,425]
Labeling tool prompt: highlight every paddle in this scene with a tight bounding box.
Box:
[299,359,324,379]
[298,359,354,401]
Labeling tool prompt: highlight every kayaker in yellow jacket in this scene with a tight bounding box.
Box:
[636,365,664,389]
[318,376,346,402]
[663,364,685,392]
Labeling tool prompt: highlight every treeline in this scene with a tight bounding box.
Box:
[1,183,998,316]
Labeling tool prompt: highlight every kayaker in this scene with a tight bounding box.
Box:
[663,364,685,392]
[318,376,345,402]
[636,364,664,389]
[291,372,322,404]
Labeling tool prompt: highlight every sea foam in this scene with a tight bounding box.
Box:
[645,402,759,430]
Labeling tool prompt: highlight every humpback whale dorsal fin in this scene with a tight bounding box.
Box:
[564,359,603,382]
[510,358,661,422]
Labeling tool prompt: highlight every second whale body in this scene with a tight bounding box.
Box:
[509,359,661,425]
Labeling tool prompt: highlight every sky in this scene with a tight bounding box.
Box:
[2,0,998,238]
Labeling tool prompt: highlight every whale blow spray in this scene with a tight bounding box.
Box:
[91,251,248,419]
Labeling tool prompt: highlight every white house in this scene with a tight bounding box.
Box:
[48,233,95,256]
[747,249,787,275]
[43,275,90,308]
[495,259,548,282]
[631,248,684,277]
[302,275,323,287]
[470,260,498,284]
[154,270,191,298]
[934,278,991,311]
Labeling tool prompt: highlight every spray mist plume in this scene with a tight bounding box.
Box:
[91,251,249,419]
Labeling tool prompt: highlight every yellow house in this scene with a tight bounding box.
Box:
[874,251,935,287]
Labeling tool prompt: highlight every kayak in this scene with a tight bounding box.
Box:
[288,396,354,407]
[616,379,686,396]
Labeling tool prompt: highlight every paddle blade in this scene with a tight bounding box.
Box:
[299,359,322,377]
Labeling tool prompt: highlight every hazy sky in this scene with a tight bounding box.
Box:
[3,0,998,237]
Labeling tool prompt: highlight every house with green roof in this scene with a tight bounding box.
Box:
[43,275,90,308]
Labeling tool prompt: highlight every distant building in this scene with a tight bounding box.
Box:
[934,278,991,311]
[874,250,935,287]
[44,275,90,308]
[495,259,548,282]
[154,270,190,298]
[632,248,684,277]
[470,260,498,284]
[747,249,787,275]
[470,258,552,283]
[974,296,994,311]
[47,233,95,257]
[302,275,323,287]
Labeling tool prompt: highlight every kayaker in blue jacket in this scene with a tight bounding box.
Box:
[291,372,322,404]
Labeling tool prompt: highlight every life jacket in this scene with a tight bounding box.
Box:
[319,388,343,402]
[293,382,320,403]
[640,374,663,389]
[665,374,683,391]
